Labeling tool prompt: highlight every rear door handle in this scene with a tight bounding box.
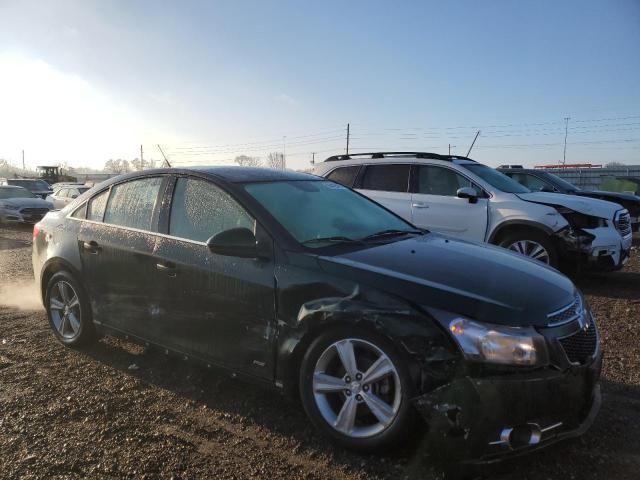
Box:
[412,202,429,208]
[156,261,177,277]
[82,240,101,254]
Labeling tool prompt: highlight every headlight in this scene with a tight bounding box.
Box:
[1,204,19,211]
[449,318,548,366]
[555,207,605,229]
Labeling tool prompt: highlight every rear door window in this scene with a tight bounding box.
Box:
[360,164,410,192]
[86,190,110,222]
[326,166,360,187]
[103,177,163,231]
[169,177,254,242]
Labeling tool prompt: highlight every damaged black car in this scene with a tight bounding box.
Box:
[32,167,602,465]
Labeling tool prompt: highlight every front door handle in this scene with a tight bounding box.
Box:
[412,202,429,208]
[156,262,177,277]
[82,240,101,254]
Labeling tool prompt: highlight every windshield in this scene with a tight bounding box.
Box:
[0,187,34,199]
[545,172,581,192]
[244,180,417,247]
[461,164,531,194]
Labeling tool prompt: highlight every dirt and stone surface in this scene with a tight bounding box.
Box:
[1,224,639,479]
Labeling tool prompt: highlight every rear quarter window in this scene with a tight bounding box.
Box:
[325,165,360,187]
[71,203,87,219]
[87,189,109,222]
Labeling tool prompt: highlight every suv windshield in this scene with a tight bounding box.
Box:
[0,187,34,199]
[244,180,418,247]
[462,164,530,194]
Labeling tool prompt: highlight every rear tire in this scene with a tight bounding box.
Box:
[497,230,558,268]
[299,326,417,452]
[45,270,96,346]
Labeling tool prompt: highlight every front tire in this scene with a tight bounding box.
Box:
[498,230,558,268]
[45,270,96,346]
[299,326,416,452]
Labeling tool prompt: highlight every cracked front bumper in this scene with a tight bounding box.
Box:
[555,226,632,271]
[413,350,602,464]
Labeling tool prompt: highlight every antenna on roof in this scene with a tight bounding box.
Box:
[466,130,480,157]
[157,144,171,168]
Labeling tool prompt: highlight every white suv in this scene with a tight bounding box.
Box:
[314,152,633,271]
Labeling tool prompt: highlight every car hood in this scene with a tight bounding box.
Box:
[517,191,622,219]
[1,198,53,209]
[577,190,640,203]
[317,234,577,327]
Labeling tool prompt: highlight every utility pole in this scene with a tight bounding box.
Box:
[283,136,287,168]
[346,123,350,155]
[466,130,481,157]
[157,144,171,168]
[563,117,570,165]
[22,150,25,170]
[311,152,316,165]
[140,144,144,166]
[448,144,451,155]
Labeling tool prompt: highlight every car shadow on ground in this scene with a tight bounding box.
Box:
[0,236,31,251]
[75,336,640,480]
[573,270,640,301]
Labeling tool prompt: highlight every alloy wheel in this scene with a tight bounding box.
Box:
[312,338,402,438]
[507,239,550,264]
[49,280,82,339]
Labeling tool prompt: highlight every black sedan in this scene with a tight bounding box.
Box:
[32,167,601,465]
[499,167,640,231]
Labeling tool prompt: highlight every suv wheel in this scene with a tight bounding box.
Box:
[299,327,416,452]
[498,230,558,267]
[45,271,96,346]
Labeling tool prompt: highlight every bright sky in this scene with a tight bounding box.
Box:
[0,0,639,171]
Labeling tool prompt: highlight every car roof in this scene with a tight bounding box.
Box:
[105,166,320,184]
[189,166,317,182]
[0,185,24,189]
[323,152,475,162]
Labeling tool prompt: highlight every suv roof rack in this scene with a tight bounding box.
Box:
[498,165,524,169]
[324,152,475,162]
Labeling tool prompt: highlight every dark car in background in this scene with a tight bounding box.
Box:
[32,167,601,465]
[5,178,54,199]
[0,185,53,224]
[499,167,640,232]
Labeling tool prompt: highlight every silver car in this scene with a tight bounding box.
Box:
[0,185,53,224]
[46,185,90,209]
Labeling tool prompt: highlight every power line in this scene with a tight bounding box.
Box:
[166,127,345,152]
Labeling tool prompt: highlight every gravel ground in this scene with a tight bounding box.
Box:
[1,224,639,479]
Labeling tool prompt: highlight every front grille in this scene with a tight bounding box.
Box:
[547,295,582,326]
[615,210,632,237]
[559,321,598,364]
[20,208,49,216]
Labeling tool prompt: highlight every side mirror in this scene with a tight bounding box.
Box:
[456,187,479,204]
[539,185,555,193]
[206,227,258,258]
[71,194,78,199]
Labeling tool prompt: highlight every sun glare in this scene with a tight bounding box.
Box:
[0,54,150,168]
